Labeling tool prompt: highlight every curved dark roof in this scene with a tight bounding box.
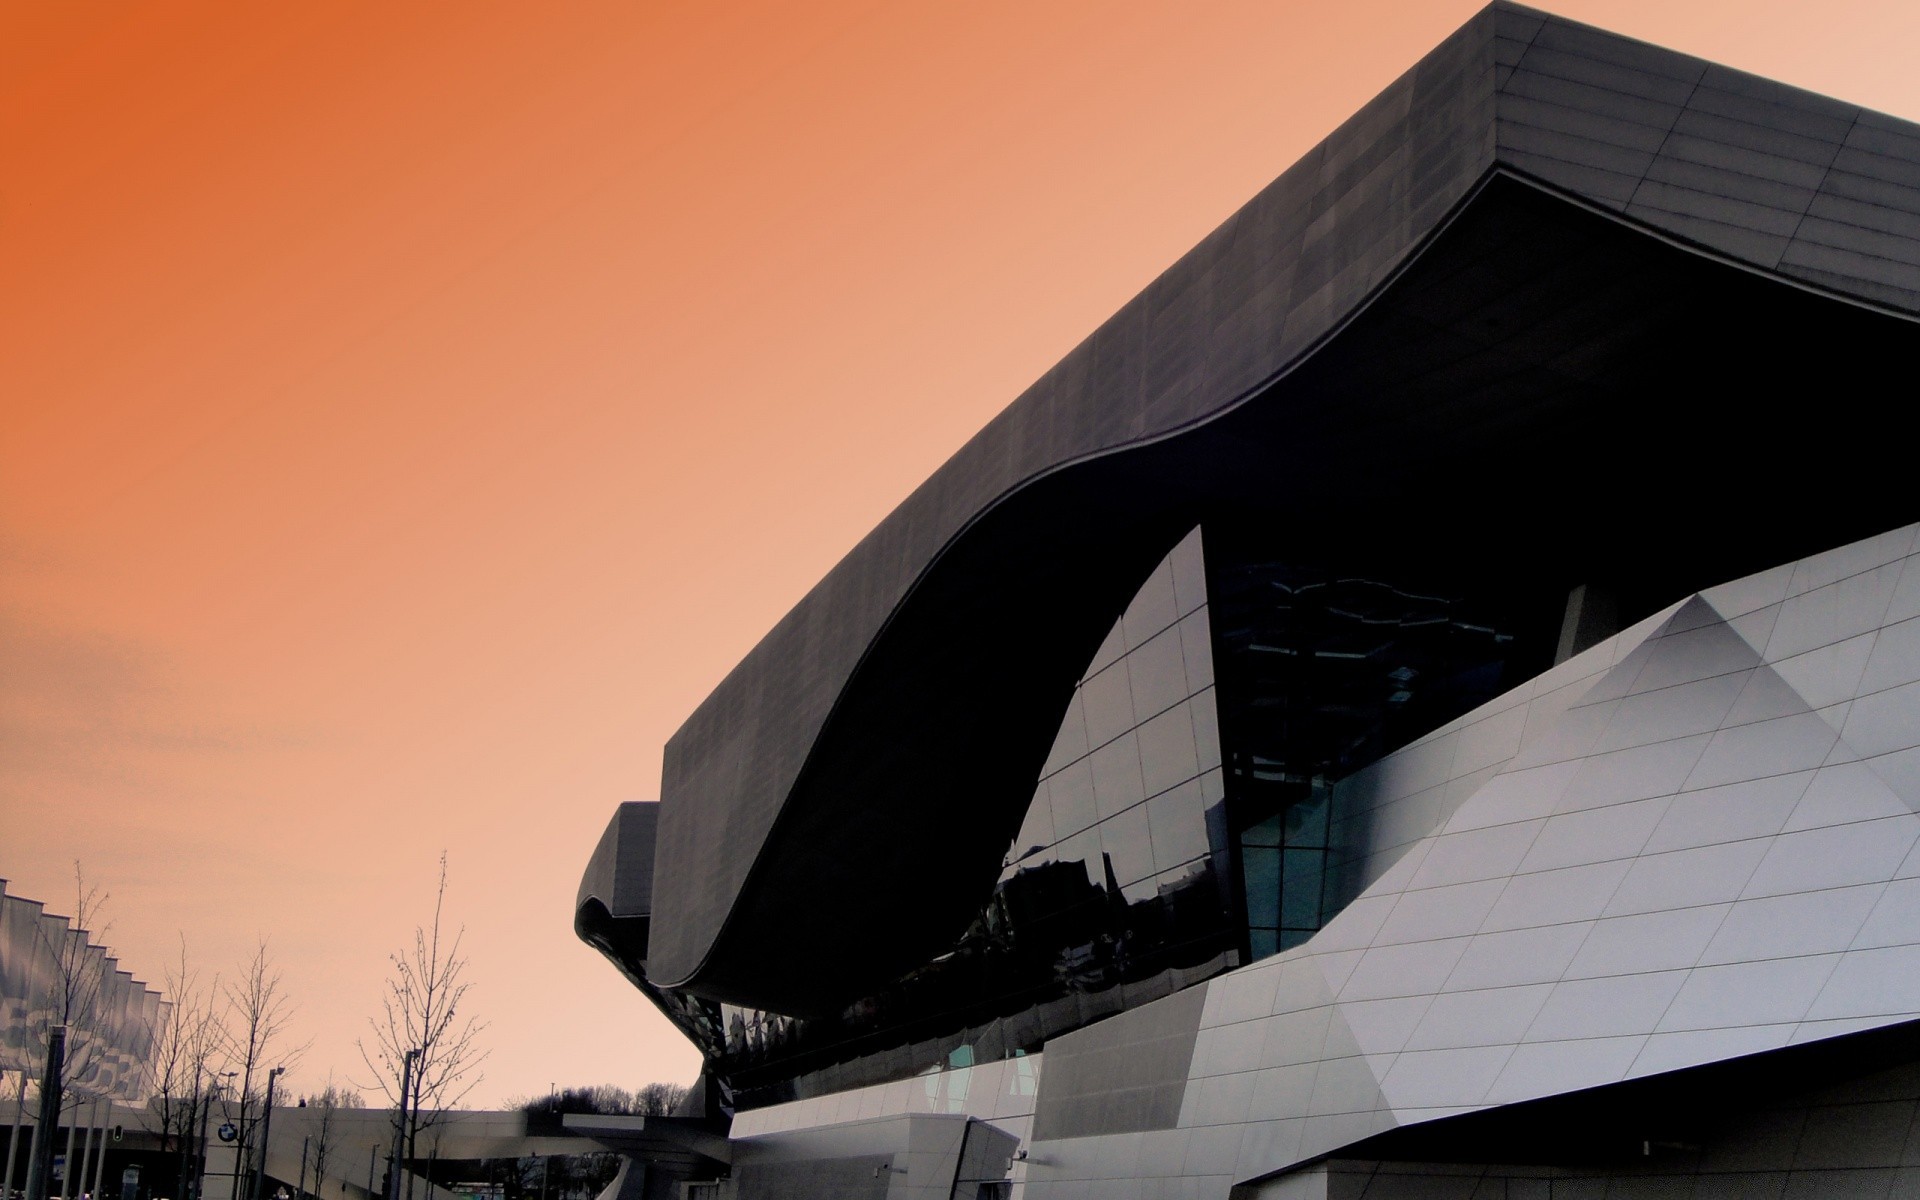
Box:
[634,2,1920,1013]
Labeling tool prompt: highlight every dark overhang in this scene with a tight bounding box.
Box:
[596,3,1920,1015]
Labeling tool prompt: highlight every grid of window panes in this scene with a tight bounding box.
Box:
[1000,525,1227,915]
[1239,781,1335,956]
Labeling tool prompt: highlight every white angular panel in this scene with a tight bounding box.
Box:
[1379,1045,1516,1110]
[1204,964,1285,1029]
[1684,711,1840,790]
[1551,735,1713,814]
[1629,607,1765,693]
[1883,552,1920,626]
[1592,671,1749,752]
[1701,562,1794,622]
[1484,1036,1645,1105]
[1182,1070,1257,1128]
[1480,859,1634,931]
[1850,876,1920,949]
[1402,984,1555,1052]
[1784,524,1917,596]
[1443,922,1594,990]
[1780,761,1911,831]
[1765,562,1902,661]
[1722,664,1815,727]
[1740,815,1918,898]
[1858,615,1920,695]
[1333,995,1435,1054]
[1803,943,1920,1021]
[1440,761,1584,832]
[1271,955,1337,1016]
[1257,1005,1337,1068]
[1641,770,1811,853]
[1405,821,1544,889]
[1841,680,1920,760]
[1302,1054,1390,1121]
[1450,704,1530,778]
[1658,954,1843,1031]
[1246,1063,1320,1121]
[1370,879,1507,946]
[1627,1023,1795,1079]
[1695,884,1880,966]
[1603,839,1774,916]
[1232,1119,1306,1184]
[1771,632,1877,713]
[1725,604,1783,660]
[1306,893,1396,954]
[1859,746,1920,812]
[1563,904,1730,979]
[1518,796,1672,874]
[1505,696,1618,770]
[1526,970,1690,1041]
[1339,938,1473,1003]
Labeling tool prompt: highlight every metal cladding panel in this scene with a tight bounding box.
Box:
[629,0,1920,1015]
[1047,524,1920,1195]
[1493,13,1920,310]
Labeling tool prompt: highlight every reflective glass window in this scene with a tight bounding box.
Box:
[1207,526,1547,962]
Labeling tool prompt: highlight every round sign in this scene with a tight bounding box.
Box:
[218,1122,239,1143]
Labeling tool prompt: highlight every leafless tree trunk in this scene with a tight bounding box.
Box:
[152,940,224,1200]
[306,1078,348,1200]
[358,854,488,1200]
[151,941,205,1159]
[222,941,306,1200]
[29,866,111,1200]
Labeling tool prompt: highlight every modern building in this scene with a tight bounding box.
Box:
[576,5,1920,1195]
[2,881,168,1200]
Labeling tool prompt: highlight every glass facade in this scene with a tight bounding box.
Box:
[638,526,1552,1110]
[995,525,1233,993]
[1206,528,1544,961]
[657,528,1240,1111]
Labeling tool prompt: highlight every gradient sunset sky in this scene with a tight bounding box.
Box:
[6,0,1920,1106]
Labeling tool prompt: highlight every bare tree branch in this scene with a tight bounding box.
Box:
[357,853,489,1200]
[220,939,309,1200]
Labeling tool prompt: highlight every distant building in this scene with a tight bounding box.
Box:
[578,5,1920,1195]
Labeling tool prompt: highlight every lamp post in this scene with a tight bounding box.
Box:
[176,1064,202,1200]
[385,1051,418,1200]
[250,1069,284,1200]
[24,1027,65,1200]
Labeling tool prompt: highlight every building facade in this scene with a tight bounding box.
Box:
[577,5,1920,1195]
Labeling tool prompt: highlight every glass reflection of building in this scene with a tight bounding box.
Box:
[640,525,1544,1112]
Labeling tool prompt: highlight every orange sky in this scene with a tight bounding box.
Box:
[5,0,1920,1107]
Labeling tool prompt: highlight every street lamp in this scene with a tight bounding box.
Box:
[386,1051,419,1200]
[250,1069,285,1200]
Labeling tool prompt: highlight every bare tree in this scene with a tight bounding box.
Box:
[304,1076,356,1200]
[24,865,112,1200]
[509,1082,687,1117]
[359,854,488,1200]
[149,939,224,1199]
[221,940,306,1200]
[150,940,204,1155]
[633,1083,688,1117]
